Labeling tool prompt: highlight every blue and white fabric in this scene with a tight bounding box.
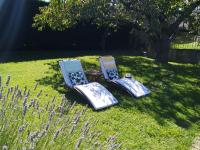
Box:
[115,78,150,98]
[75,82,118,110]
[99,56,151,98]
[106,69,119,80]
[59,59,118,110]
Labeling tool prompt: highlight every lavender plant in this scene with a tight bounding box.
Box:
[0,76,123,150]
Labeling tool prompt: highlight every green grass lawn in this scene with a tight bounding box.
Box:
[0,53,200,149]
[171,42,200,50]
[171,33,200,50]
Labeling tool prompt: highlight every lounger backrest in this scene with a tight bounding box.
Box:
[59,60,88,88]
[99,56,118,80]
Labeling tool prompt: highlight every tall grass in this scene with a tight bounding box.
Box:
[0,76,123,150]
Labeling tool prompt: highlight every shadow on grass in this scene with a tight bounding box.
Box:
[0,49,139,63]
[173,33,198,44]
[36,59,105,110]
[37,56,200,128]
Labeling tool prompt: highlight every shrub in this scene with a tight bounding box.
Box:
[0,76,123,150]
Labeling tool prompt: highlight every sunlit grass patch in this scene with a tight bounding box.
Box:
[0,55,200,149]
[171,33,200,50]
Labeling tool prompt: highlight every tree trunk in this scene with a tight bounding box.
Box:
[100,29,108,50]
[155,38,171,63]
[129,28,135,48]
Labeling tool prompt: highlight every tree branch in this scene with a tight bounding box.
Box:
[169,0,200,32]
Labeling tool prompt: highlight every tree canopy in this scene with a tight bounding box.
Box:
[33,0,200,63]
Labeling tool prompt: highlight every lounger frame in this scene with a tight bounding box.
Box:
[59,60,118,110]
[99,56,150,98]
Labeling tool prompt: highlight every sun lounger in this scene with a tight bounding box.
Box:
[59,59,118,110]
[99,56,150,98]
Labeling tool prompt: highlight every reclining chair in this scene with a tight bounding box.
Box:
[59,59,118,110]
[99,56,150,98]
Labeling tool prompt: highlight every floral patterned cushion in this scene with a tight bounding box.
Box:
[69,71,88,86]
[106,69,119,80]
[115,78,150,97]
[75,82,118,110]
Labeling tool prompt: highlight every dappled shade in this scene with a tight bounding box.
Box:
[37,56,200,128]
